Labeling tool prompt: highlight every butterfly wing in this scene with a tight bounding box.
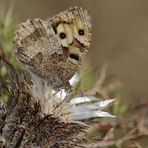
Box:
[48,6,92,67]
[14,18,63,65]
[14,7,91,90]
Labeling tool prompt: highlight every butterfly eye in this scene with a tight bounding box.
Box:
[59,32,66,39]
[78,29,84,36]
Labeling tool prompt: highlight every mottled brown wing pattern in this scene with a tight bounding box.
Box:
[14,7,92,91]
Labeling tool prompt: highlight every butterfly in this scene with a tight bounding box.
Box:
[14,7,92,91]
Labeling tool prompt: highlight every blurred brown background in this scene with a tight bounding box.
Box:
[1,0,148,99]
